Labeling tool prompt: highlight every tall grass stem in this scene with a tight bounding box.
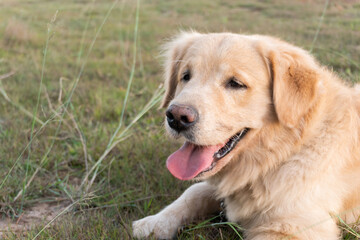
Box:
[310,0,329,52]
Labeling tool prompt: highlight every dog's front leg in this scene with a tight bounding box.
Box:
[132,182,220,239]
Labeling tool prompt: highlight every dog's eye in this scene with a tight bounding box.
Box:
[182,70,191,82]
[226,77,247,89]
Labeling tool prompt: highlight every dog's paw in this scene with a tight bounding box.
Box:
[132,214,179,239]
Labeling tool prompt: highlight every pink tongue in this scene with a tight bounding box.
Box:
[166,142,222,180]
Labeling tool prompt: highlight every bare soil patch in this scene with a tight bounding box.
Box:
[0,201,69,237]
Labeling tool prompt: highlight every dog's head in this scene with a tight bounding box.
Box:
[161,32,320,180]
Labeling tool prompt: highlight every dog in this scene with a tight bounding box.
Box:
[132,32,360,239]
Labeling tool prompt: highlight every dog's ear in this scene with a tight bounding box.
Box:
[267,44,320,128]
[160,32,200,108]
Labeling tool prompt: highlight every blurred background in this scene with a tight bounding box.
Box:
[0,0,359,239]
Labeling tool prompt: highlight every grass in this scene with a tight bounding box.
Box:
[0,0,359,239]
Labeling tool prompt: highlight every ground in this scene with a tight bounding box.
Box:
[0,0,359,239]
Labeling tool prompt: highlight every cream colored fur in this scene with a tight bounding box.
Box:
[133,32,360,239]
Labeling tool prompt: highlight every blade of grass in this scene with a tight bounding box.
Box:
[12,0,120,202]
[336,215,360,238]
[80,84,164,191]
[76,0,96,69]
[19,9,58,211]
[310,0,329,52]
[107,0,140,149]
[81,0,141,190]
[68,103,89,175]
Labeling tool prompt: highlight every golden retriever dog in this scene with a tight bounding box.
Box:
[132,32,360,239]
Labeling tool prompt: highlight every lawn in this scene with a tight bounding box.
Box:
[0,0,359,239]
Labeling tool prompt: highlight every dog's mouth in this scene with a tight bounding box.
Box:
[166,128,250,180]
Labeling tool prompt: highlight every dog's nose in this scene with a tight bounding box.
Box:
[166,104,198,132]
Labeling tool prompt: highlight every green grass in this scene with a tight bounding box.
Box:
[0,0,359,239]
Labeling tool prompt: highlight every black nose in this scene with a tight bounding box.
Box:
[166,104,198,132]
